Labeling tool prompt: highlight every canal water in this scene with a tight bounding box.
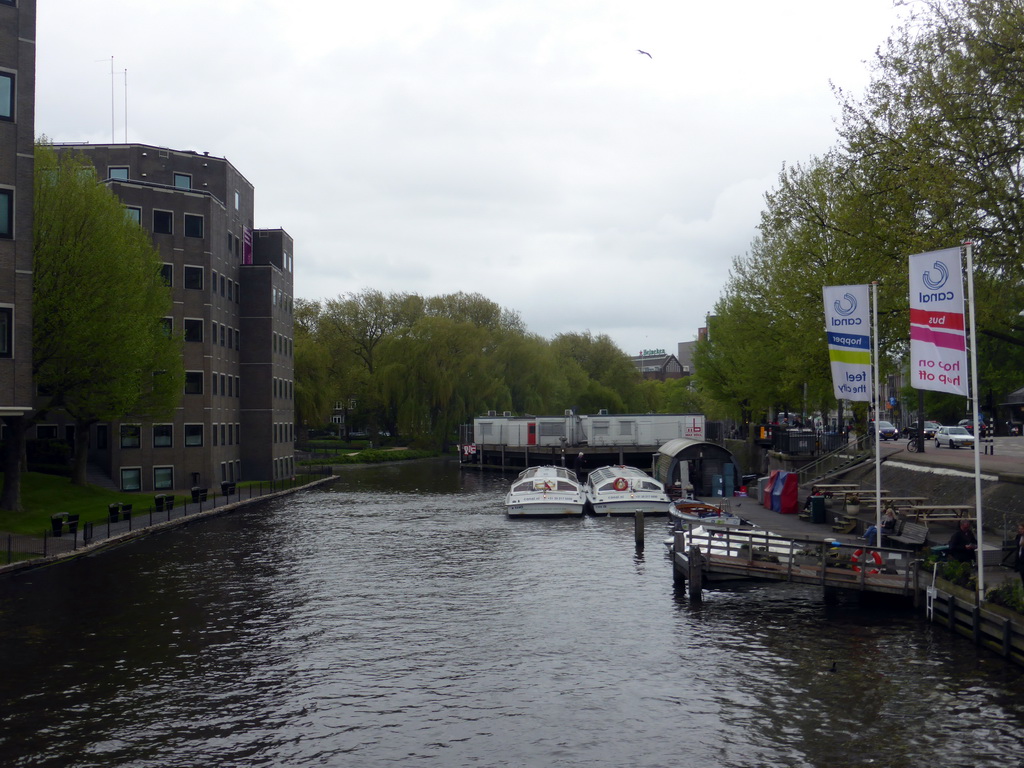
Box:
[1,458,1023,767]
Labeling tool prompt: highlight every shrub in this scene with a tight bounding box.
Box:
[986,580,1024,613]
[941,559,977,589]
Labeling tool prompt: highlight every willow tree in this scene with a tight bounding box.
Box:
[549,331,643,413]
[28,144,183,489]
[320,289,425,436]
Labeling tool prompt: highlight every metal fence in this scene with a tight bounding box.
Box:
[2,468,334,567]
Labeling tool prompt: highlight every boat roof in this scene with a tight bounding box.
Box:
[516,465,578,480]
[588,465,655,484]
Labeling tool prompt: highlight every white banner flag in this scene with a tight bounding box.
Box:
[909,247,967,396]
[823,284,872,402]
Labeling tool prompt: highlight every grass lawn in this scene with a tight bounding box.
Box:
[0,473,195,535]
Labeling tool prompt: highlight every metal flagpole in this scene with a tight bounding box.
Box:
[872,281,882,549]
[965,242,984,596]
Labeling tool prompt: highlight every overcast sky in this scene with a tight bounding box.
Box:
[35,0,906,357]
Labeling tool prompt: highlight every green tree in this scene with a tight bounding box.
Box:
[293,298,337,437]
[29,144,183,489]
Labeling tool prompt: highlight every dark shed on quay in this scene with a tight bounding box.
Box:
[654,438,741,497]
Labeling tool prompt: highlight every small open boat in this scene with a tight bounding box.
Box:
[667,499,746,528]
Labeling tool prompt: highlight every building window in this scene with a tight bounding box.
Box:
[184,214,204,238]
[0,72,12,121]
[219,324,225,346]
[184,424,203,447]
[154,466,174,490]
[120,467,142,492]
[120,424,141,449]
[159,263,173,286]
[220,373,226,395]
[183,318,203,342]
[183,265,204,290]
[153,209,173,234]
[173,173,192,190]
[220,275,225,296]
[153,424,173,448]
[234,191,240,210]
[126,206,142,225]
[184,371,203,395]
[108,166,129,180]
[220,423,226,445]
[36,424,58,440]
[0,306,11,358]
[211,270,217,295]
[0,188,12,239]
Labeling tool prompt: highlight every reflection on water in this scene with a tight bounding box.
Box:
[0,458,1022,767]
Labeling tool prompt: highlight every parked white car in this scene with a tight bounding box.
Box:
[935,425,975,449]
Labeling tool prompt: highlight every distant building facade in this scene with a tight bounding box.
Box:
[630,351,684,381]
[0,0,36,424]
[52,143,295,491]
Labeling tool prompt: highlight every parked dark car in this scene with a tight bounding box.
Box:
[903,420,941,440]
[958,418,989,438]
[869,420,899,440]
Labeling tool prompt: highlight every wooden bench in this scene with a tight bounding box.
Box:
[885,521,928,549]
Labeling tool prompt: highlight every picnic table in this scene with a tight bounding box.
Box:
[842,488,891,497]
[903,504,974,522]
[811,483,858,495]
[881,496,928,509]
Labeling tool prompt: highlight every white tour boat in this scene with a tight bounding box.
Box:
[504,465,586,518]
[584,465,670,516]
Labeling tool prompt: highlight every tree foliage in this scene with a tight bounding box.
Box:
[695,0,1024,428]
[295,290,665,448]
[29,144,183,488]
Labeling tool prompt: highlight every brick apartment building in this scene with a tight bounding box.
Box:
[0,0,36,427]
[51,143,296,491]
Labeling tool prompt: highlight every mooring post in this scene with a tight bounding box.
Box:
[634,509,644,549]
[687,545,703,601]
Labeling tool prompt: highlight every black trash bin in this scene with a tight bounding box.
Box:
[50,514,64,537]
[108,503,120,522]
[154,494,166,512]
[810,495,827,524]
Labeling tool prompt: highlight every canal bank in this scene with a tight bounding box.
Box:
[0,475,337,579]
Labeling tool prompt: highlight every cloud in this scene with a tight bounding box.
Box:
[36,0,906,355]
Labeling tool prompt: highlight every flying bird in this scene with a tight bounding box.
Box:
[637,49,652,58]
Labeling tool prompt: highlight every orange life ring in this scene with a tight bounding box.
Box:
[850,548,884,573]
[613,477,628,491]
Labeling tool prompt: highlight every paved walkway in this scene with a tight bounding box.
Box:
[878,434,1024,478]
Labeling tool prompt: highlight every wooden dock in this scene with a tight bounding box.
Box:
[671,528,923,601]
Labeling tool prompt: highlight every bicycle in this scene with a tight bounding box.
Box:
[906,437,920,452]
